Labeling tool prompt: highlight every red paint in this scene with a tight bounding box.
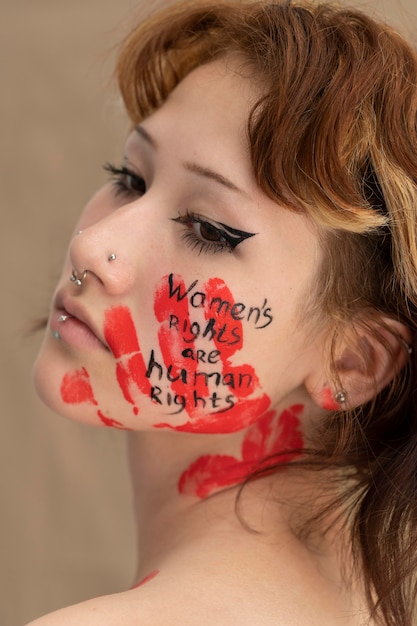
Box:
[178,404,304,498]
[321,387,340,411]
[103,305,140,358]
[97,410,129,430]
[59,275,272,434]
[60,367,98,405]
[154,275,209,416]
[154,275,271,433]
[204,277,243,355]
[155,395,270,434]
[60,367,129,429]
[104,306,151,415]
[131,569,160,589]
[204,278,259,399]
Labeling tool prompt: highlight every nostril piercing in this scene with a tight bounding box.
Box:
[108,253,117,261]
[70,269,88,286]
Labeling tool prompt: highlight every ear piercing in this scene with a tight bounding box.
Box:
[400,338,413,355]
[334,390,348,404]
[70,269,88,286]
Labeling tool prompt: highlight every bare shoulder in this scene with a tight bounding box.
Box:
[24,569,372,626]
[24,591,142,626]
[25,533,371,626]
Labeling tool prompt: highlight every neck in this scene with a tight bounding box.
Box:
[127,392,326,585]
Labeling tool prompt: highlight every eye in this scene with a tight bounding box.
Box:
[196,221,228,244]
[103,162,146,198]
[172,211,256,255]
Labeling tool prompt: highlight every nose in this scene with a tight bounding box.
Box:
[68,201,143,296]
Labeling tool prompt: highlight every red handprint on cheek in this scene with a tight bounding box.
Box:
[61,367,98,406]
[152,274,271,434]
[60,273,272,433]
[59,306,151,428]
[103,305,152,415]
[178,404,304,498]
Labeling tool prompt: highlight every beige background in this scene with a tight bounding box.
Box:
[1,1,417,625]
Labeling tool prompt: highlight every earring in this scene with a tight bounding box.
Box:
[400,338,413,355]
[334,390,348,404]
[70,269,88,286]
[108,253,117,261]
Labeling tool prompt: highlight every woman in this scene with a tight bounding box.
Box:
[29,1,417,624]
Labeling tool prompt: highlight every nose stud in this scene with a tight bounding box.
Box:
[108,253,117,261]
[70,269,88,286]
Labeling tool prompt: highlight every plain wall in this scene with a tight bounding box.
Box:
[1,1,417,624]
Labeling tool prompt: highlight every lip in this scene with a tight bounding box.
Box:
[51,290,109,352]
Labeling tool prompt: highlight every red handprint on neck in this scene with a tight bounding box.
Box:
[178,404,304,497]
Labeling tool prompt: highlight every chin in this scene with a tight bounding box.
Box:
[32,339,97,427]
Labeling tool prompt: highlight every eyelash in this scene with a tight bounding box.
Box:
[103,162,146,198]
[104,162,255,255]
[172,211,255,255]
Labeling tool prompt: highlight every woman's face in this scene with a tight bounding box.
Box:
[33,59,327,434]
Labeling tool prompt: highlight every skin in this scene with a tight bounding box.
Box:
[29,59,369,624]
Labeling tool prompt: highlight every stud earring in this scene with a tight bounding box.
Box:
[70,269,88,286]
[334,390,348,404]
[400,338,413,355]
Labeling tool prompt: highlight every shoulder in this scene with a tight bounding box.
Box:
[25,530,369,626]
[24,573,371,626]
[24,591,138,626]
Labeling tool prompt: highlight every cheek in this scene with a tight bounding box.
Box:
[148,273,272,433]
[45,272,275,434]
[32,340,64,412]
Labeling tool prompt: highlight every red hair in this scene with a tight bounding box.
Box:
[116,3,417,624]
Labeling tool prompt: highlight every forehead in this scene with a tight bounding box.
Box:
[167,60,254,128]
[137,58,262,195]
[167,57,258,106]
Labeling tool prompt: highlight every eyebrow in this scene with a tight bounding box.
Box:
[135,124,245,196]
[182,162,244,195]
[135,125,157,148]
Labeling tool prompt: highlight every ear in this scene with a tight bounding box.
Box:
[305,316,412,410]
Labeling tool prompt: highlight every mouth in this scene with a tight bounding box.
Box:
[50,291,109,352]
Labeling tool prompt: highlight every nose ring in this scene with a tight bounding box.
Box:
[70,269,88,286]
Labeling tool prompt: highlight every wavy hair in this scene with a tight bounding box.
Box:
[116,2,417,624]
